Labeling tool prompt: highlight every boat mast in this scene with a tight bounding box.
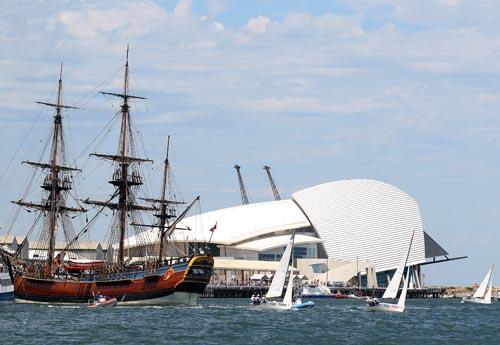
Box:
[46,64,64,272]
[12,63,83,276]
[157,136,171,261]
[85,45,153,268]
[135,136,192,262]
[117,46,131,267]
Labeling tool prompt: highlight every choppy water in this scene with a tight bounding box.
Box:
[1,298,499,344]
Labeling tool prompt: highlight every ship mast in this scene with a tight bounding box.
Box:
[137,136,196,262]
[12,63,83,276]
[47,64,64,271]
[157,136,171,260]
[117,46,131,267]
[84,45,154,268]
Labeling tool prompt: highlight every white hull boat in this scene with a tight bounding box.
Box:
[255,233,314,311]
[366,230,414,313]
[461,266,494,305]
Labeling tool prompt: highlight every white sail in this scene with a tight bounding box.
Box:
[283,271,294,305]
[266,233,295,298]
[382,230,415,299]
[397,267,410,308]
[473,266,493,299]
[484,277,492,304]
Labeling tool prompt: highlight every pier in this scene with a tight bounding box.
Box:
[200,285,447,298]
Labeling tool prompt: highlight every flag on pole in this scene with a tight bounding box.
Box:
[209,222,217,232]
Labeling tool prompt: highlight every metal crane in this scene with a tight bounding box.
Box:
[234,164,250,205]
[263,165,281,201]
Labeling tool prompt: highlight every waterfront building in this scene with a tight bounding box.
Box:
[125,179,463,287]
[0,235,105,261]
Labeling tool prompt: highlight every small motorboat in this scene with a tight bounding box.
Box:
[301,285,333,298]
[348,294,367,300]
[332,292,348,299]
[87,293,118,308]
[291,298,315,310]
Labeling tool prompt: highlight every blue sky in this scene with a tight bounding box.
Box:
[1,0,500,285]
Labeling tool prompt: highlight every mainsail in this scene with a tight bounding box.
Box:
[283,269,295,305]
[382,230,415,299]
[473,266,493,301]
[266,233,295,299]
[397,267,411,307]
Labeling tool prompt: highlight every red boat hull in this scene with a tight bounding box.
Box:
[13,255,213,304]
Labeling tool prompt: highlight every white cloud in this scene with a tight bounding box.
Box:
[213,22,225,32]
[441,0,460,7]
[141,111,203,125]
[245,16,271,34]
[186,40,217,49]
[261,11,364,38]
[207,0,226,16]
[254,95,390,115]
[477,93,500,103]
[58,2,167,41]
[174,0,192,18]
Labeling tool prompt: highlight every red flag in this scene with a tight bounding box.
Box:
[210,222,217,232]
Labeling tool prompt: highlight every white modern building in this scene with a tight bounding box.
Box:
[125,179,461,287]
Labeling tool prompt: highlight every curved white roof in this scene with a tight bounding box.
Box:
[292,179,426,272]
[125,199,312,248]
[230,234,323,252]
[173,199,311,245]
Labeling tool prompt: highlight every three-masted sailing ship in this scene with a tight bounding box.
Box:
[0,48,213,305]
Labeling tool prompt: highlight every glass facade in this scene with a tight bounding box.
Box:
[376,269,395,288]
[258,253,282,261]
[258,246,310,262]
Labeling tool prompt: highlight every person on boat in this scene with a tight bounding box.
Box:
[261,296,267,304]
[367,297,379,306]
[254,294,261,305]
[95,292,106,303]
[250,294,256,305]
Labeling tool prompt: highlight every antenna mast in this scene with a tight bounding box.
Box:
[263,165,281,201]
[234,164,249,205]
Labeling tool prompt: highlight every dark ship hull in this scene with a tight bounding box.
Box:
[12,255,213,305]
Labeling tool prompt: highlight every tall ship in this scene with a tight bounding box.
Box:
[0,48,213,305]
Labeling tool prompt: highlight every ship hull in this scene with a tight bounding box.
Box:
[12,255,213,305]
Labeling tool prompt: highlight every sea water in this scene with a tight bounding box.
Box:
[1,299,499,344]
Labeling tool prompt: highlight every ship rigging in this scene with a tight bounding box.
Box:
[0,46,214,305]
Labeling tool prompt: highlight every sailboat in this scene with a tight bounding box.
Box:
[0,47,214,305]
[366,230,415,312]
[261,233,314,310]
[461,266,494,305]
